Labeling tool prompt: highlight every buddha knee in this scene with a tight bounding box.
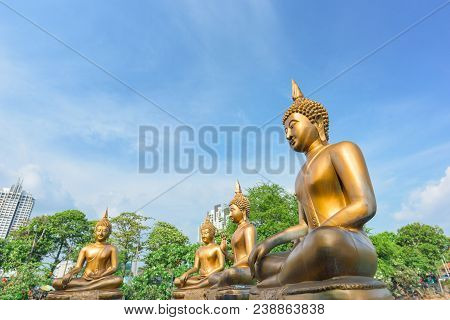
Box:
[52,278,63,289]
[113,276,123,286]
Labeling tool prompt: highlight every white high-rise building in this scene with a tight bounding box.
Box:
[0,178,35,239]
[198,204,229,242]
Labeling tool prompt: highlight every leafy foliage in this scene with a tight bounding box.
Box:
[1,184,449,300]
[370,223,450,298]
[146,221,189,251]
[0,210,92,299]
[396,223,449,273]
[0,210,91,273]
[122,221,196,300]
[110,212,149,276]
[0,262,51,300]
[45,210,92,272]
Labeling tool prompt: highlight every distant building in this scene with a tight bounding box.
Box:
[0,178,35,239]
[198,204,229,242]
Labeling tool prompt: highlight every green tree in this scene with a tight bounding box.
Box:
[110,212,149,276]
[0,262,51,300]
[370,231,421,298]
[146,221,189,251]
[396,223,449,274]
[370,224,450,299]
[122,221,196,300]
[0,210,92,300]
[0,216,53,271]
[0,211,91,273]
[46,210,92,273]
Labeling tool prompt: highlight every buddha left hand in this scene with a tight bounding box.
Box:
[249,239,273,278]
[85,271,104,280]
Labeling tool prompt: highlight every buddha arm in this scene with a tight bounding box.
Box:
[206,248,225,275]
[61,248,86,287]
[322,142,376,228]
[183,251,200,278]
[265,220,308,249]
[68,247,86,275]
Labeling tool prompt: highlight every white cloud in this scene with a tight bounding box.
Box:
[394,167,450,233]
[18,164,76,213]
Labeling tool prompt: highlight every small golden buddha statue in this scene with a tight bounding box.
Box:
[174,217,225,290]
[52,209,123,293]
[249,80,379,288]
[208,181,256,288]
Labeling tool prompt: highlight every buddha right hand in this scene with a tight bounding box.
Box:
[248,240,272,279]
[179,273,188,285]
[61,273,73,288]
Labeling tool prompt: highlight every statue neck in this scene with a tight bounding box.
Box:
[237,219,247,228]
[305,139,327,160]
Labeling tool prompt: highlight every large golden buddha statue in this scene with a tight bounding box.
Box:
[49,209,123,299]
[248,80,391,299]
[173,217,224,290]
[208,181,256,288]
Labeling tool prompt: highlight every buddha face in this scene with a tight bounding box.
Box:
[95,225,110,242]
[200,228,214,244]
[229,204,244,224]
[284,112,320,152]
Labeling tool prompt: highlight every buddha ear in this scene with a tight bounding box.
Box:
[314,115,327,142]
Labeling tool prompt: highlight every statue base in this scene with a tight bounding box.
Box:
[250,276,393,300]
[46,289,123,300]
[172,288,209,300]
[206,285,251,300]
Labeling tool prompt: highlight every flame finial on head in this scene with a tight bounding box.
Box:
[103,208,109,219]
[234,180,242,194]
[292,79,304,101]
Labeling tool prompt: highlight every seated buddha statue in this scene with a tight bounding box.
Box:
[52,209,123,292]
[174,217,224,290]
[248,80,378,288]
[208,181,256,288]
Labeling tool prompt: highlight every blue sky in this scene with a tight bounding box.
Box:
[0,0,449,240]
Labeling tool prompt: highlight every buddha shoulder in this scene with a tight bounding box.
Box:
[328,141,364,159]
[244,223,256,233]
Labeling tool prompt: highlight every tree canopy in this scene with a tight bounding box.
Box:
[110,212,149,276]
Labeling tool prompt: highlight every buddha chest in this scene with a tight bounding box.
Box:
[295,149,347,227]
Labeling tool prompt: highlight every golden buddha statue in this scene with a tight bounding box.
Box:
[248,80,380,290]
[208,181,256,288]
[174,217,225,290]
[51,209,123,296]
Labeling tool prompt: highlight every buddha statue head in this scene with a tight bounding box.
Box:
[95,209,112,242]
[229,180,250,223]
[282,80,330,152]
[200,217,216,244]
